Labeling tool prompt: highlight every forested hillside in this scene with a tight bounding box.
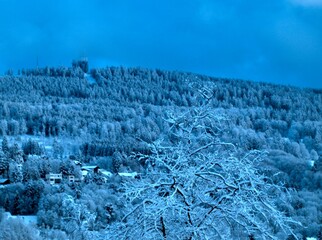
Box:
[0,63,321,239]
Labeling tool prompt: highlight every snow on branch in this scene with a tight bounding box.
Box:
[110,102,299,239]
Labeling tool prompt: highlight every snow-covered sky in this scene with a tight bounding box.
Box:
[0,0,321,88]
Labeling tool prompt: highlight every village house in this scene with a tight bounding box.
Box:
[81,165,100,180]
[45,173,63,184]
[81,165,100,173]
[68,175,75,183]
[45,165,139,185]
[45,173,81,184]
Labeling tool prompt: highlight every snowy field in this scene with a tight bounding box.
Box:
[3,212,37,226]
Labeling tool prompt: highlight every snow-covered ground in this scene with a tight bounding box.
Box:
[9,135,81,158]
[309,160,315,167]
[84,73,96,84]
[3,212,37,226]
[14,135,53,151]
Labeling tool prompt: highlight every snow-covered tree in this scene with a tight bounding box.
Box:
[9,143,24,164]
[8,162,23,183]
[53,139,64,158]
[0,150,9,176]
[22,138,43,156]
[110,106,298,239]
[0,120,8,136]
[0,217,40,240]
[1,137,9,156]
[38,193,96,239]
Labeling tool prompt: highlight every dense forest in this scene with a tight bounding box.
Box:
[0,61,321,239]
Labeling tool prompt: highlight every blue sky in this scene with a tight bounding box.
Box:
[0,0,321,88]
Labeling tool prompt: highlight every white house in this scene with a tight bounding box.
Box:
[45,173,63,184]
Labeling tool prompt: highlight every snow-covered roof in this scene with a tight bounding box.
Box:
[74,160,82,165]
[0,178,10,184]
[99,169,113,177]
[82,165,99,170]
[118,172,138,178]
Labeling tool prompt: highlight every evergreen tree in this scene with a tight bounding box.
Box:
[0,150,9,176]
[22,139,43,156]
[1,137,9,156]
[9,143,24,164]
[9,162,23,183]
[112,151,123,173]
